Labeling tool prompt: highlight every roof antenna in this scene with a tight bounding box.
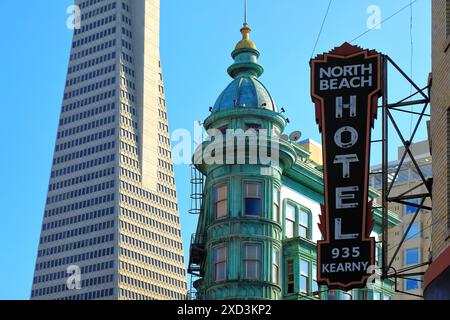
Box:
[244,0,248,27]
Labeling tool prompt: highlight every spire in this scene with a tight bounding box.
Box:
[244,0,248,27]
[227,0,264,79]
[235,0,256,50]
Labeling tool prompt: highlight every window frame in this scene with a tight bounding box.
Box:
[273,188,281,223]
[286,259,295,294]
[405,276,421,291]
[372,291,381,300]
[244,123,262,133]
[242,243,262,280]
[284,200,313,240]
[405,221,421,240]
[243,181,263,217]
[213,245,228,282]
[404,198,421,215]
[298,209,310,240]
[272,248,280,285]
[327,289,338,300]
[404,247,420,266]
[285,203,296,239]
[213,183,228,221]
[312,263,319,298]
[299,259,310,295]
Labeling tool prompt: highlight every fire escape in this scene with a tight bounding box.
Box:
[187,165,206,300]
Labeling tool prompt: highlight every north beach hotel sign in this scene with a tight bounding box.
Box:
[310,43,384,290]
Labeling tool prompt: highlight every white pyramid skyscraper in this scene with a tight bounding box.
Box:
[31,0,187,300]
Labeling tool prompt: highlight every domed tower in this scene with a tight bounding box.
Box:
[191,21,297,300]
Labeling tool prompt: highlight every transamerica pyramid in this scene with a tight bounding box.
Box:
[31,0,187,300]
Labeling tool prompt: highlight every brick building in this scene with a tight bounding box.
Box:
[424,0,450,300]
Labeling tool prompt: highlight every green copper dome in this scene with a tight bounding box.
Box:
[212,24,278,113]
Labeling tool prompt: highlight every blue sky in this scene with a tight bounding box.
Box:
[0,0,430,299]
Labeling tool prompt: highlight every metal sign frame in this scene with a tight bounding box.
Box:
[377,55,431,298]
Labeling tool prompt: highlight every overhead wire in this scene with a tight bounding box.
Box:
[310,0,333,60]
[409,0,415,136]
[350,0,420,43]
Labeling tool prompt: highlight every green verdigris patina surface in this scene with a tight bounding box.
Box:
[190,22,400,300]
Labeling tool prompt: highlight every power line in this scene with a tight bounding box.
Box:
[350,0,420,43]
[310,0,333,59]
[385,209,442,255]
[409,0,415,136]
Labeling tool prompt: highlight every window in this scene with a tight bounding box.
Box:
[327,290,337,300]
[405,222,420,240]
[405,248,420,265]
[244,182,262,216]
[375,243,382,267]
[312,263,319,297]
[214,184,228,220]
[405,198,420,215]
[372,291,381,300]
[286,204,296,238]
[360,290,369,300]
[405,277,421,291]
[245,123,261,133]
[287,260,294,294]
[299,210,310,239]
[243,244,261,280]
[273,189,280,223]
[213,246,227,282]
[218,125,228,135]
[300,259,310,294]
[272,249,280,285]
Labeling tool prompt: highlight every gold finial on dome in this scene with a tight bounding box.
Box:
[235,0,257,50]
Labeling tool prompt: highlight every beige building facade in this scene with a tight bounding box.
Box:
[371,141,432,300]
[424,0,450,300]
[299,139,323,168]
[31,0,187,300]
